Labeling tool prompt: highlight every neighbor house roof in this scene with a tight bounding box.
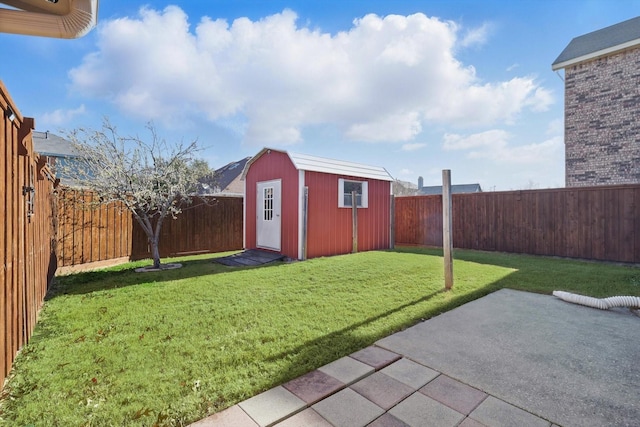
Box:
[552,16,640,70]
[214,156,251,191]
[242,148,394,182]
[32,131,78,157]
[418,183,482,195]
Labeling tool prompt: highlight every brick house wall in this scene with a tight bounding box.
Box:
[564,46,640,187]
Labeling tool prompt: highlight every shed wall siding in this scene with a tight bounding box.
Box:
[565,46,640,187]
[245,150,299,259]
[305,171,390,258]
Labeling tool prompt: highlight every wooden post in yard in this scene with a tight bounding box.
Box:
[442,169,453,290]
[352,190,358,253]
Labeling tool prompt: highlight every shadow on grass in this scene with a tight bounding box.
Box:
[262,282,505,389]
[46,254,288,299]
[390,246,640,297]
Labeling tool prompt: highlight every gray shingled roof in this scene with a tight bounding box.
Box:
[32,131,78,157]
[552,16,640,70]
[214,157,251,190]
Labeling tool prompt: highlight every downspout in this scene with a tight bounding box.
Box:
[0,0,98,39]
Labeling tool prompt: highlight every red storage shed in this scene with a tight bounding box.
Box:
[242,148,394,260]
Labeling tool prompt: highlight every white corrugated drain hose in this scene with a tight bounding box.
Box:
[553,291,640,311]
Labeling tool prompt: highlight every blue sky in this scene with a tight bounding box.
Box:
[2,0,639,190]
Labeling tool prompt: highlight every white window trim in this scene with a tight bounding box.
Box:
[338,178,368,208]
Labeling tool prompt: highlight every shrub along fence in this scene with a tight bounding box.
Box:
[1,81,57,388]
[395,185,640,264]
[56,188,244,267]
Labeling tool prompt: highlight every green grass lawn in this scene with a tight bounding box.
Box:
[1,248,638,426]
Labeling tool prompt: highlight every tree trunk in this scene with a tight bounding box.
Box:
[149,236,161,268]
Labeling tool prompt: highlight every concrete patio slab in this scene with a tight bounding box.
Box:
[312,388,385,427]
[419,374,487,415]
[350,372,414,410]
[282,369,344,405]
[318,356,374,385]
[377,289,640,427]
[273,408,332,427]
[189,404,258,427]
[238,386,305,427]
[380,358,439,390]
[367,413,411,427]
[469,396,551,427]
[388,392,465,427]
[215,249,285,267]
[350,346,402,370]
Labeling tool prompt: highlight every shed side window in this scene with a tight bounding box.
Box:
[338,178,368,208]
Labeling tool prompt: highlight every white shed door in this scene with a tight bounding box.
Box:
[256,179,282,251]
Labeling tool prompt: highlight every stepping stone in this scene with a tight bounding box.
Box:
[350,372,414,410]
[350,346,401,370]
[469,396,551,427]
[283,370,344,405]
[273,408,333,427]
[381,358,440,390]
[367,413,411,427]
[238,386,305,427]
[389,392,465,427]
[420,375,487,415]
[313,388,385,427]
[189,405,258,427]
[319,356,374,385]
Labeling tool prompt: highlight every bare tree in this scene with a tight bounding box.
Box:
[62,119,210,269]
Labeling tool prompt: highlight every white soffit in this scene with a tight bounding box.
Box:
[0,0,99,38]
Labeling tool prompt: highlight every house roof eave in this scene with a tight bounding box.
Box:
[552,37,640,70]
[0,0,99,39]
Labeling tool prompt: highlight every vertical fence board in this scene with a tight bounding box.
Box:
[394,185,640,264]
[1,81,56,388]
[55,191,244,266]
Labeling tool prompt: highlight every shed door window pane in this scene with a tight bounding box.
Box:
[264,187,274,220]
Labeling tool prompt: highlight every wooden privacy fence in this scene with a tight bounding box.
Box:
[1,81,57,388]
[131,195,243,259]
[57,189,244,266]
[56,189,133,267]
[395,185,640,264]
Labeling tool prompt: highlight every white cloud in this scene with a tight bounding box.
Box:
[401,142,427,151]
[40,104,86,127]
[459,22,492,48]
[69,7,553,145]
[346,112,422,142]
[443,130,563,164]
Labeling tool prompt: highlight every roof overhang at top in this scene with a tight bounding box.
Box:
[242,147,394,182]
[0,0,99,38]
[552,16,640,71]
